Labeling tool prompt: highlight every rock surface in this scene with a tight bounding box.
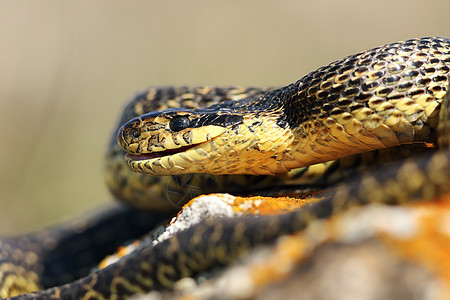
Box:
[131,192,450,300]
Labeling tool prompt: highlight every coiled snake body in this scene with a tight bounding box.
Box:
[2,37,450,299]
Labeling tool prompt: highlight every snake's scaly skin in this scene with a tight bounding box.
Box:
[2,37,450,299]
[119,38,448,176]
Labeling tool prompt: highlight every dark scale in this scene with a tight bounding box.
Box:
[417,77,432,87]
[342,87,360,98]
[316,90,329,100]
[348,102,365,111]
[417,45,431,51]
[163,87,177,101]
[354,92,372,102]
[369,70,386,80]
[361,81,379,91]
[375,53,391,61]
[409,60,424,69]
[335,73,350,83]
[439,65,450,74]
[357,58,372,66]
[434,75,448,83]
[396,81,414,92]
[427,85,443,95]
[323,70,338,82]
[382,75,401,86]
[387,93,404,101]
[319,80,333,90]
[428,58,440,65]
[340,65,354,74]
[348,77,363,87]
[330,84,346,94]
[431,50,444,56]
[406,88,425,98]
[403,70,420,80]
[421,66,437,76]
[354,66,369,76]
[369,98,384,106]
[336,98,353,107]
[321,103,334,113]
[400,47,414,53]
[326,94,340,103]
[329,107,346,117]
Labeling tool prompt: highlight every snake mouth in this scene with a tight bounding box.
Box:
[125,144,198,161]
[121,125,232,175]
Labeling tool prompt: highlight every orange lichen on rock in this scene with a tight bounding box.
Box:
[177,191,323,217]
[382,193,450,298]
[231,193,322,215]
[226,191,323,215]
[249,233,309,289]
[97,241,140,270]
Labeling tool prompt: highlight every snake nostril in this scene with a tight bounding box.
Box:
[130,128,141,139]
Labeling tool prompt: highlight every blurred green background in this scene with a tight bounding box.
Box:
[1,0,450,234]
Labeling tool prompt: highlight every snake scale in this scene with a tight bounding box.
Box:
[2,36,450,299]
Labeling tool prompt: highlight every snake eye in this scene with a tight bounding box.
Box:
[169,116,190,132]
[130,128,141,139]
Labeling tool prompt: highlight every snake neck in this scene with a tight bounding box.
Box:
[254,37,449,171]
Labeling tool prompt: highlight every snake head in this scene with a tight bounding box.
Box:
[118,104,296,176]
[118,108,249,175]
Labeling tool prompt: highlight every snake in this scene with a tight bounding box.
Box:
[2,36,450,299]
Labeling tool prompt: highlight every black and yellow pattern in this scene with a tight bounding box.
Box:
[2,37,450,299]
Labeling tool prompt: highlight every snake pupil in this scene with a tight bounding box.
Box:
[169,116,190,132]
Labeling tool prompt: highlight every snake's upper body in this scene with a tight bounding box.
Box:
[2,37,450,299]
[118,37,446,177]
